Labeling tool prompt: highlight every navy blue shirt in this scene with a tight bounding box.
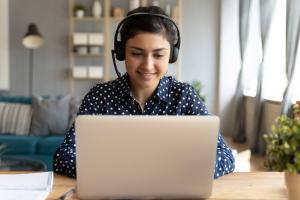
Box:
[54,73,235,178]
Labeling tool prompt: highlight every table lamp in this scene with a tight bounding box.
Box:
[22,23,44,95]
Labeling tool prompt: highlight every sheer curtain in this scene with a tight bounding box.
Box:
[252,0,277,153]
[233,0,251,142]
[224,0,297,154]
[281,0,300,115]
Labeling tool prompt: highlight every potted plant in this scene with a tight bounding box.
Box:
[191,80,206,103]
[264,115,300,200]
[74,4,86,18]
[293,101,300,123]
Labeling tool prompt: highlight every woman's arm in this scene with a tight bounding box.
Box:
[53,124,77,177]
[53,87,101,178]
[214,133,235,178]
[184,84,235,178]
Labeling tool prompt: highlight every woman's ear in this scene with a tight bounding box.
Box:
[115,41,125,61]
[169,44,179,63]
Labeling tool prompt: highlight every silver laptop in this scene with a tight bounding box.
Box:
[75,115,219,199]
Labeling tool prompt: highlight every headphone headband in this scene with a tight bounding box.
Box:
[114,12,180,48]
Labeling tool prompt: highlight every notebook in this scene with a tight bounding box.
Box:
[0,172,53,200]
[75,115,219,199]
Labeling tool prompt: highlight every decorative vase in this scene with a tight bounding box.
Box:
[165,4,171,16]
[92,0,102,18]
[285,172,300,200]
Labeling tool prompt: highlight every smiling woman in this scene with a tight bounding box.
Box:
[0,0,9,90]
[53,5,235,179]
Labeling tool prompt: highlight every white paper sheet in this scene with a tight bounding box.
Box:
[0,172,53,200]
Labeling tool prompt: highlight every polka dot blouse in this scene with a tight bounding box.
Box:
[53,73,235,179]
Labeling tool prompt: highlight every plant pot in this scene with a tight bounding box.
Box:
[76,10,84,18]
[285,172,300,200]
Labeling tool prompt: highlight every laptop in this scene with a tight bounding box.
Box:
[75,115,219,199]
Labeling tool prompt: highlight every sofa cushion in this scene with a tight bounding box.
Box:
[30,95,70,136]
[0,96,32,105]
[0,103,33,135]
[0,135,40,154]
[69,96,81,128]
[36,136,64,155]
[0,90,9,96]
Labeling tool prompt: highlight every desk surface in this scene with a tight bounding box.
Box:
[44,172,287,200]
[0,171,287,199]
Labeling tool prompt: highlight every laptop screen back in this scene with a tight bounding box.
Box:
[75,115,219,199]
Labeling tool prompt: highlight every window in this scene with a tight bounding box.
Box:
[243,0,262,97]
[243,0,287,102]
[262,0,286,101]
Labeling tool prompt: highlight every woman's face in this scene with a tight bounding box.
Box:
[125,32,170,91]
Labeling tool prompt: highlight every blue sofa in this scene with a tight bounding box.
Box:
[0,135,64,170]
[0,96,66,170]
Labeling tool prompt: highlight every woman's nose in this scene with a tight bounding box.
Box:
[141,55,154,70]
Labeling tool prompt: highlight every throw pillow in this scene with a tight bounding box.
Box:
[69,96,82,128]
[30,95,70,136]
[0,102,33,135]
[0,90,9,96]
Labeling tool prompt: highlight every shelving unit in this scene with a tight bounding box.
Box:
[68,0,182,96]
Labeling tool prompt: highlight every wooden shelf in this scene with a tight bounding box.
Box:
[110,17,124,22]
[73,16,104,21]
[73,53,104,57]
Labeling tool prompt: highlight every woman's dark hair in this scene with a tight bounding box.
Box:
[120,6,178,47]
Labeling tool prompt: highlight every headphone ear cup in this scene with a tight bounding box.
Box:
[115,41,125,61]
[169,45,179,63]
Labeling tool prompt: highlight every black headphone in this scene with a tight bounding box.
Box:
[111,12,181,78]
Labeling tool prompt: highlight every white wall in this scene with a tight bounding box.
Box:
[9,0,69,96]
[181,0,220,114]
[0,0,10,90]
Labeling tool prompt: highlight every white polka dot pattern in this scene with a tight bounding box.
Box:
[53,73,235,179]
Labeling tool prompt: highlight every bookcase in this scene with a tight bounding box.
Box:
[68,0,182,96]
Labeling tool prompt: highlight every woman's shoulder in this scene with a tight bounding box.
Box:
[88,76,127,93]
[165,76,193,92]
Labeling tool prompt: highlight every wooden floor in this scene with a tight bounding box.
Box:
[224,137,265,172]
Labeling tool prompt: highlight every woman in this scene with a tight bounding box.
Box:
[54,6,235,179]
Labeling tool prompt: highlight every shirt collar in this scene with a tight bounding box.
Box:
[155,76,171,103]
[116,73,171,103]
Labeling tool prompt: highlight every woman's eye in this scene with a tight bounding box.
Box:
[154,54,164,58]
[131,52,142,56]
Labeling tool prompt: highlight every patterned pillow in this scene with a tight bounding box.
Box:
[0,103,33,135]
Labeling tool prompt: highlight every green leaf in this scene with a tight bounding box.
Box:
[190,80,206,102]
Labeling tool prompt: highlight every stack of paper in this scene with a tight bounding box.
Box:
[0,172,53,200]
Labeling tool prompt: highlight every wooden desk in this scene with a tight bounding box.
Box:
[46,172,287,200]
